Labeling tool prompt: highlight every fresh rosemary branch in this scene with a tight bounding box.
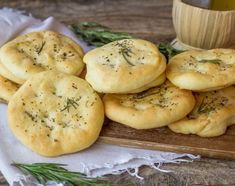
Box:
[71,22,183,62]
[12,162,131,186]
[70,22,133,47]
[158,43,184,61]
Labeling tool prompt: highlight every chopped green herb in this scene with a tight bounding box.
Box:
[116,43,135,66]
[60,98,80,112]
[25,111,35,121]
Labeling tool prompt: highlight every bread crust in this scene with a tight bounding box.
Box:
[84,39,166,93]
[8,71,104,156]
[0,31,84,81]
[103,81,195,129]
[166,49,235,91]
[0,75,18,102]
[168,86,235,137]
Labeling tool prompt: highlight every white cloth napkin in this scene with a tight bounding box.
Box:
[0,8,200,186]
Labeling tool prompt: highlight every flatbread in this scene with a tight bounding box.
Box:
[84,39,166,93]
[0,31,84,81]
[0,61,24,84]
[168,86,235,137]
[0,75,19,102]
[8,71,104,156]
[128,72,166,93]
[103,81,195,129]
[166,49,235,91]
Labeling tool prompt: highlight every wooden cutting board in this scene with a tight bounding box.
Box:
[99,120,235,160]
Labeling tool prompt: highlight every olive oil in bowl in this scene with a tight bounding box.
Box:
[183,0,235,11]
[210,0,235,11]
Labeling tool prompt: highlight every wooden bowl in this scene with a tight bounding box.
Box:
[172,0,235,49]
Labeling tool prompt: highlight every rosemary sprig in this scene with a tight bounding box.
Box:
[158,43,184,61]
[191,56,222,65]
[197,59,222,65]
[70,22,133,47]
[60,98,80,112]
[37,41,46,54]
[116,43,135,66]
[12,162,130,186]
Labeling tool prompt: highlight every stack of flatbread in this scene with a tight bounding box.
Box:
[1,31,235,156]
[98,46,235,138]
[166,49,235,137]
[0,31,104,156]
[84,39,195,130]
[90,43,235,138]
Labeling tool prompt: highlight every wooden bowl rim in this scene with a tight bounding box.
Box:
[175,0,235,13]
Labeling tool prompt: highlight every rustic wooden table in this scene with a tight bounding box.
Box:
[0,0,235,185]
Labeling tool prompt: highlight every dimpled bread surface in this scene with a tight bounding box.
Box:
[8,71,104,156]
[84,39,166,93]
[166,49,235,91]
[168,86,235,137]
[0,31,84,82]
[103,81,195,129]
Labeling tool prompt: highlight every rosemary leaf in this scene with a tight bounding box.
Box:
[197,59,222,65]
[37,41,46,55]
[12,162,131,186]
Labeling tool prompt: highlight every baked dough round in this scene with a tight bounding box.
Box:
[8,71,104,156]
[0,31,84,81]
[0,61,24,84]
[128,72,166,93]
[166,49,235,91]
[84,39,166,93]
[168,86,235,137]
[103,81,195,129]
[0,75,19,102]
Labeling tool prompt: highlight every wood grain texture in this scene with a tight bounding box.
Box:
[0,0,235,185]
[0,0,175,43]
[100,122,235,159]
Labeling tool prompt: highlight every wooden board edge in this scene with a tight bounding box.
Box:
[98,136,235,160]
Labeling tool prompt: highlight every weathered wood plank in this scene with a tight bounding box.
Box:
[0,0,175,43]
[100,122,235,160]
